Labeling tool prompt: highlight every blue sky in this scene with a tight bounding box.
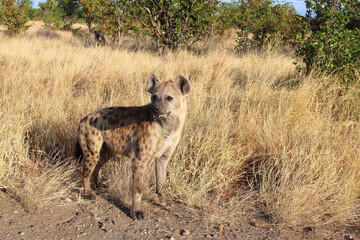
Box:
[32,0,307,16]
[283,0,306,15]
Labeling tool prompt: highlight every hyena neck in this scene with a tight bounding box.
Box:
[155,114,184,137]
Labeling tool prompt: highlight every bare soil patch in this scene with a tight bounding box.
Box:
[1,195,359,240]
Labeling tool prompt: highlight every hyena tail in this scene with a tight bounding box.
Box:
[74,140,83,163]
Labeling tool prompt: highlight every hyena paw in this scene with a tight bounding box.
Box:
[81,190,96,201]
[131,210,144,220]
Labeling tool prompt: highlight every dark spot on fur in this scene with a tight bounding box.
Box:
[91,118,98,125]
[90,151,94,156]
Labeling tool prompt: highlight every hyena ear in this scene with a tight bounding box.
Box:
[175,75,190,95]
[146,74,160,94]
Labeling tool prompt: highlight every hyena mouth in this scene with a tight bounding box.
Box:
[155,111,171,119]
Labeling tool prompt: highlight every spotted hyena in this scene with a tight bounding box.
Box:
[94,30,106,46]
[76,74,190,220]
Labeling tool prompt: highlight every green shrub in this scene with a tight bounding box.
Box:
[295,0,360,84]
[39,0,81,30]
[233,0,303,52]
[0,0,32,35]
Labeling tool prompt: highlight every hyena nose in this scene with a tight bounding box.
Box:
[153,107,160,113]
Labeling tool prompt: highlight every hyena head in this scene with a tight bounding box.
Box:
[94,30,101,38]
[146,74,190,119]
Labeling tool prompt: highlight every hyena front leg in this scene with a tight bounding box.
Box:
[156,140,179,204]
[131,157,146,220]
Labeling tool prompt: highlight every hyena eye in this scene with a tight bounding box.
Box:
[166,96,173,101]
[152,95,157,101]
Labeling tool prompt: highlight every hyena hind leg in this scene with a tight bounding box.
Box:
[80,142,103,200]
[92,143,114,188]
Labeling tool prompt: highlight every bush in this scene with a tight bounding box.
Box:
[233,0,303,52]
[39,0,81,30]
[0,0,32,35]
[295,0,360,84]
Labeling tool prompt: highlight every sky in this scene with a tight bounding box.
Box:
[283,0,306,16]
[32,0,307,16]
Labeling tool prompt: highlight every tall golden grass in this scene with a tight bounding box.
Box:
[0,22,359,227]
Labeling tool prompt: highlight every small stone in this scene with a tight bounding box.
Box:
[174,229,181,235]
[218,224,224,232]
[98,222,105,229]
[169,237,175,240]
[0,186,7,192]
[14,211,18,214]
[18,231,25,236]
[64,197,72,202]
[181,230,190,236]
[345,235,354,240]
[81,232,87,236]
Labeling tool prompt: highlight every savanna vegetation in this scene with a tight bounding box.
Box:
[0,0,359,230]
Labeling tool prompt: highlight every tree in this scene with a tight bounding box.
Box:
[127,0,219,55]
[79,0,130,45]
[0,0,32,35]
[78,0,100,31]
[295,0,360,84]
[233,0,303,52]
[39,0,80,30]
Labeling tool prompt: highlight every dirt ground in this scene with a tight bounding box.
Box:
[1,194,360,240]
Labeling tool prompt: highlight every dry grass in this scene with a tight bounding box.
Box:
[0,22,359,228]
